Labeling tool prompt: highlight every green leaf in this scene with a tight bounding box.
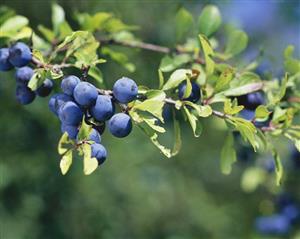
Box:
[28,69,49,91]
[102,18,138,33]
[255,105,269,119]
[223,82,264,97]
[184,102,212,117]
[82,143,99,175]
[88,66,104,86]
[225,30,248,57]
[58,132,74,155]
[284,45,294,59]
[162,69,192,91]
[220,133,237,175]
[159,54,191,72]
[58,21,73,40]
[60,150,73,175]
[198,5,222,37]
[231,117,258,151]
[77,117,92,142]
[0,15,28,33]
[38,25,55,42]
[175,8,194,42]
[57,31,101,67]
[171,114,182,156]
[273,74,288,104]
[183,79,192,99]
[143,117,166,133]
[137,124,172,158]
[158,69,164,89]
[76,12,113,32]
[215,67,234,92]
[272,150,283,186]
[0,6,15,26]
[102,47,135,72]
[183,106,203,137]
[32,49,45,64]
[224,99,244,115]
[52,3,65,33]
[133,95,166,122]
[199,35,215,75]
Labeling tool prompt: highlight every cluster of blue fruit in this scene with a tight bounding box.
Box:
[255,193,300,236]
[48,75,138,165]
[0,42,54,104]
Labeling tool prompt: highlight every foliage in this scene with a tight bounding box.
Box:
[0,3,299,184]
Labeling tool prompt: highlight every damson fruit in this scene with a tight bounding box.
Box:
[61,124,79,140]
[15,66,34,84]
[255,215,291,235]
[36,79,53,97]
[16,85,36,105]
[178,81,201,103]
[73,82,98,107]
[239,109,255,121]
[0,48,13,71]
[9,42,32,67]
[237,92,265,110]
[61,75,80,96]
[91,143,107,165]
[281,204,300,223]
[88,128,101,144]
[90,95,115,121]
[108,113,132,138]
[113,77,138,103]
[48,93,73,116]
[59,101,83,126]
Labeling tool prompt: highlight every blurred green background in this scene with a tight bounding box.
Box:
[0,0,299,238]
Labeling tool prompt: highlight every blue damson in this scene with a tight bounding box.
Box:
[9,42,32,67]
[88,128,101,144]
[91,143,107,165]
[178,81,201,103]
[15,85,36,105]
[0,48,13,71]
[90,95,115,121]
[73,82,98,107]
[113,77,138,103]
[108,113,132,138]
[61,75,80,96]
[61,124,79,140]
[15,66,34,84]
[48,93,73,116]
[238,92,265,110]
[59,101,83,126]
[36,79,54,97]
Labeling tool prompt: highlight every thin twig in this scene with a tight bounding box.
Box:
[99,38,205,64]
[31,56,72,70]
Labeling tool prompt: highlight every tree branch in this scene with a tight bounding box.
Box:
[99,38,205,64]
